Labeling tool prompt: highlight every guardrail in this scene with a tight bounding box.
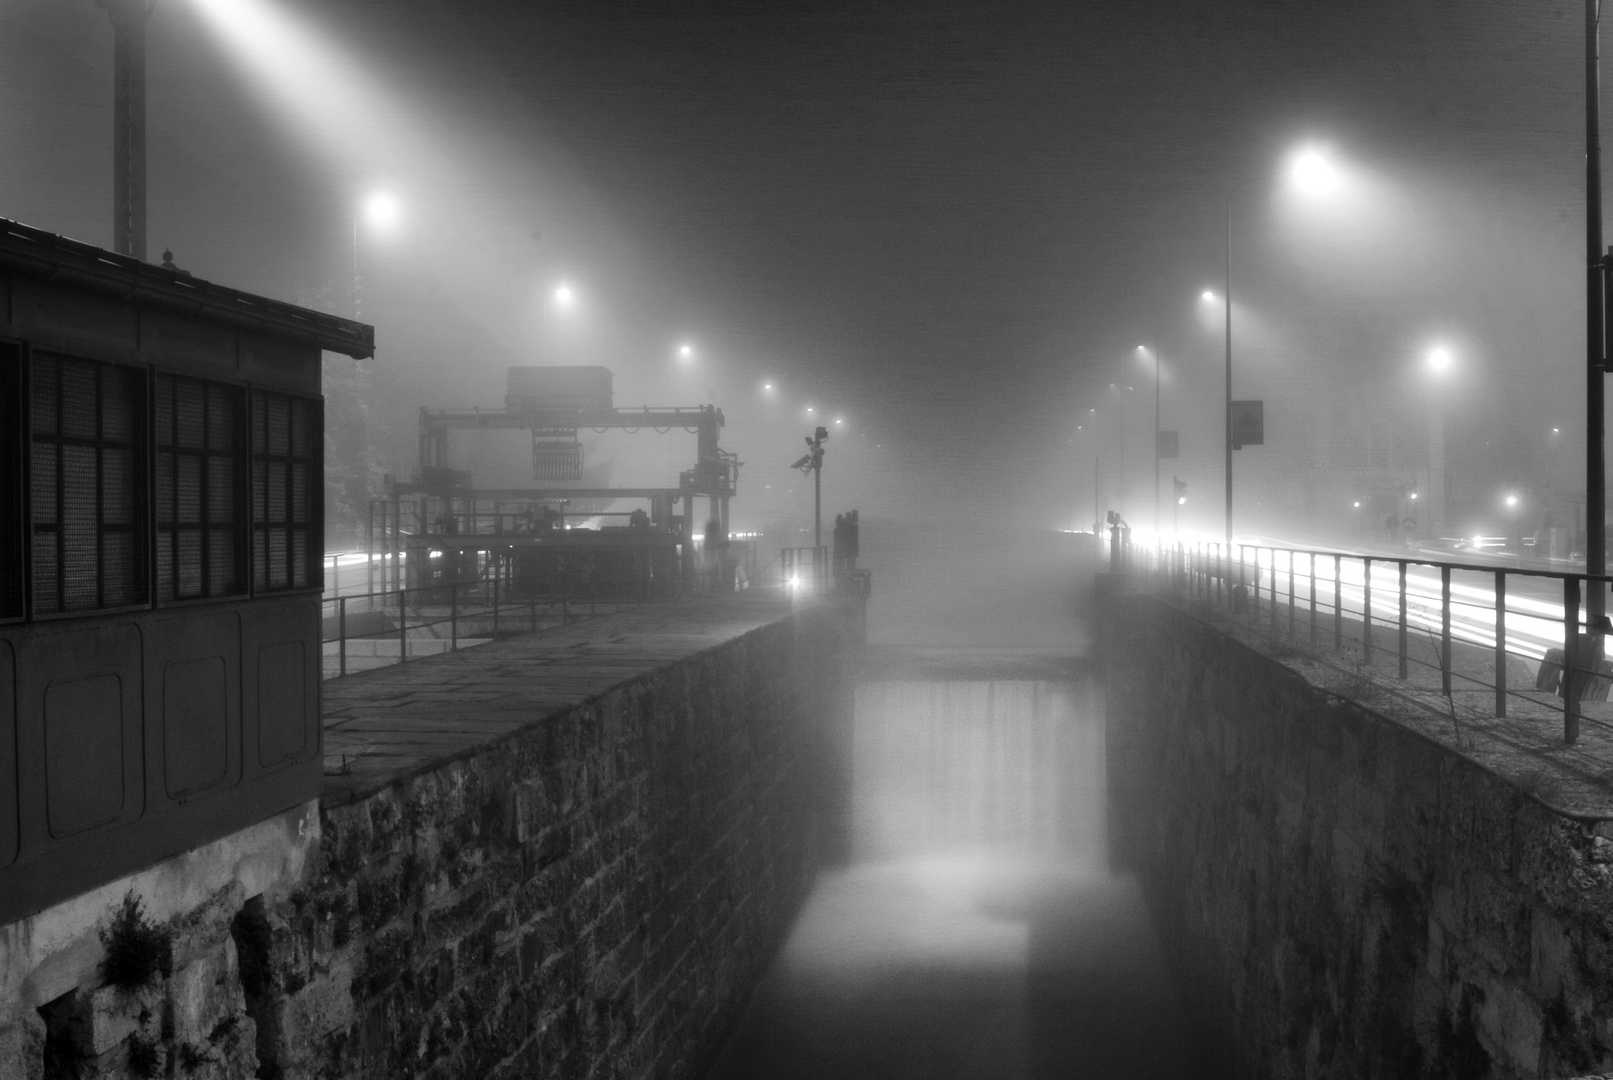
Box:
[320,575,636,680]
[1125,537,1613,745]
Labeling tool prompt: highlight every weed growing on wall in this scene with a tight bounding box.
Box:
[99,893,173,989]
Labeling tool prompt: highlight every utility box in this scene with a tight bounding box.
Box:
[506,366,613,413]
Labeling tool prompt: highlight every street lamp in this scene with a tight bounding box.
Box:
[1426,343,1455,542]
[1222,143,1342,547]
[1109,384,1134,522]
[352,190,401,320]
[1138,346,1163,535]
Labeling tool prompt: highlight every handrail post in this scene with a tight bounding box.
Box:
[1398,561,1408,679]
[1309,553,1317,646]
[339,596,347,678]
[1270,550,1279,635]
[1441,566,1452,696]
[1333,554,1342,649]
[1566,575,1582,745]
[399,587,408,664]
[493,562,501,638]
[1287,549,1296,634]
[450,582,458,651]
[1253,546,1261,612]
[1362,558,1373,663]
[1494,570,1507,718]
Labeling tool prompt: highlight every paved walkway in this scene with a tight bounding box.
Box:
[319,593,797,804]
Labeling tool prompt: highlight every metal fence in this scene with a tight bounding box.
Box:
[320,571,636,680]
[1124,538,1613,745]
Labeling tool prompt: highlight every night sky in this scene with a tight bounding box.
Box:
[0,0,1598,538]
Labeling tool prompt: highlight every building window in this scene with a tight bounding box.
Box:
[30,354,147,614]
[252,390,319,592]
[0,343,20,620]
[155,374,245,601]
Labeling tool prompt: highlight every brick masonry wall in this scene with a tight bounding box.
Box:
[1104,585,1613,1080]
[3,600,856,1080]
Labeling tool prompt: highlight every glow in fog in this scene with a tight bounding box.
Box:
[186,0,429,177]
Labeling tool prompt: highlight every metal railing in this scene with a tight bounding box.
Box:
[320,571,637,680]
[1122,536,1613,745]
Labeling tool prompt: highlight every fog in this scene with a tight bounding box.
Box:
[1,0,1602,553]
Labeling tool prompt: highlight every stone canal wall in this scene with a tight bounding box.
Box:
[1103,583,1613,1080]
[1,598,857,1080]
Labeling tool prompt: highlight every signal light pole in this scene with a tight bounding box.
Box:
[792,426,829,583]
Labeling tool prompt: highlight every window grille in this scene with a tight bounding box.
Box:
[252,390,320,592]
[0,343,20,619]
[155,373,244,601]
[30,353,147,614]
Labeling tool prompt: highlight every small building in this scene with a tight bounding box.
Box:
[0,218,373,923]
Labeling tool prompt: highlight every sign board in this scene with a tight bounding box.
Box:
[1230,399,1264,448]
[1157,430,1179,459]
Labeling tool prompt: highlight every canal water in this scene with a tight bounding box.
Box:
[706,525,1231,1079]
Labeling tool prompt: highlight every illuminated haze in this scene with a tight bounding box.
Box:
[0,0,1597,549]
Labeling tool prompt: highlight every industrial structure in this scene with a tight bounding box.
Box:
[368,366,742,600]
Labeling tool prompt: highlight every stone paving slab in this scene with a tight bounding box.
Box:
[320,593,801,805]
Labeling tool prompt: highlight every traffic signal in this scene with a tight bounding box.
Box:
[1173,476,1188,505]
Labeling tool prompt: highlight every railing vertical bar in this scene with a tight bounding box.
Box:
[1287,550,1295,633]
[1334,554,1342,650]
[1565,575,1581,745]
[339,596,347,678]
[1309,553,1317,646]
[1269,550,1278,636]
[450,581,458,651]
[1441,566,1452,696]
[493,562,501,638]
[399,588,408,664]
[1253,546,1261,612]
[1362,558,1373,663]
[1397,560,1408,680]
[1494,570,1507,718]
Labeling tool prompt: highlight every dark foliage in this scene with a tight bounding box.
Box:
[99,893,172,989]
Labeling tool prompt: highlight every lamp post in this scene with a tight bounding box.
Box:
[1586,0,1606,628]
[1138,346,1163,535]
[1111,384,1134,522]
[1222,146,1340,548]
[1427,345,1453,541]
[99,0,153,260]
[353,191,400,321]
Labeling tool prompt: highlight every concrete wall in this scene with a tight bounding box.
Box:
[1104,584,1613,1080]
[1,600,855,1080]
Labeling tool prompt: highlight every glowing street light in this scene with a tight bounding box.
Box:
[1221,141,1348,547]
[352,189,403,320]
[1137,345,1164,534]
[1425,342,1456,539]
[362,190,401,232]
[553,282,576,309]
[677,343,695,363]
[1290,147,1340,195]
